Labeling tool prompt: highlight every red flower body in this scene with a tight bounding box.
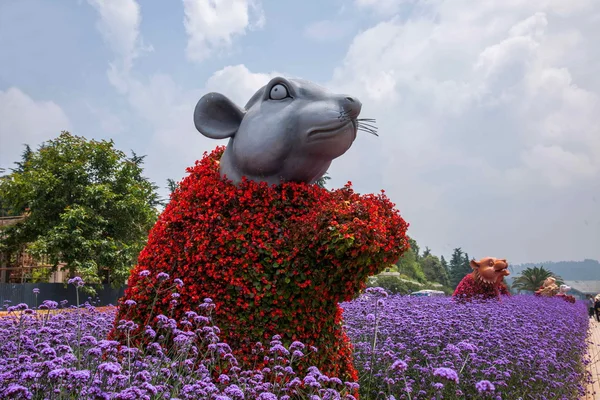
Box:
[109,146,409,381]
[556,294,577,304]
[452,273,510,301]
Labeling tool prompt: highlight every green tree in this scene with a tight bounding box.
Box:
[421,254,449,287]
[440,255,449,275]
[314,172,331,189]
[395,237,426,283]
[167,178,179,194]
[448,248,471,289]
[0,168,10,217]
[511,266,563,293]
[422,246,431,258]
[0,131,160,287]
[410,237,421,261]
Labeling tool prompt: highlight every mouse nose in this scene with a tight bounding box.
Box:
[341,95,362,117]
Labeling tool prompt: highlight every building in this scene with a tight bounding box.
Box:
[562,280,600,299]
[0,215,69,283]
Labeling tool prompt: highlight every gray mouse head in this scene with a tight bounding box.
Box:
[194,77,371,186]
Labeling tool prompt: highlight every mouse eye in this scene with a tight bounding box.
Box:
[269,83,289,100]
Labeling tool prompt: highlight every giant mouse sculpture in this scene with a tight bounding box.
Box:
[193,76,373,185]
[111,78,407,383]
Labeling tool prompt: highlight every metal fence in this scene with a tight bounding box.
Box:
[0,283,126,308]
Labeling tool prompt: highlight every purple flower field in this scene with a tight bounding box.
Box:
[342,289,590,399]
[0,299,353,400]
[0,286,590,400]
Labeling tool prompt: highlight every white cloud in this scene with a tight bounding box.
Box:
[86,0,152,93]
[304,20,354,42]
[204,64,280,106]
[83,102,126,135]
[0,88,71,169]
[86,0,273,195]
[113,65,278,197]
[83,0,600,262]
[522,145,597,187]
[182,0,265,63]
[328,0,600,262]
[354,0,410,15]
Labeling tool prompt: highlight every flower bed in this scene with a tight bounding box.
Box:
[0,301,356,400]
[0,289,590,399]
[342,290,590,399]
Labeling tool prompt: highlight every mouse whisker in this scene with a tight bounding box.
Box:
[358,125,378,133]
[358,128,379,137]
[357,122,378,130]
[357,118,378,130]
[357,121,379,137]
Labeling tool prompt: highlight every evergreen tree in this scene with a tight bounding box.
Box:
[440,255,449,275]
[422,246,431,258]
[449,248,471,289]
[314,172,331,189]
[167,179,179,194]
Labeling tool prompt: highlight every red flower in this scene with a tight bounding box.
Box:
[453,273,511,301]
[109,146,409,381]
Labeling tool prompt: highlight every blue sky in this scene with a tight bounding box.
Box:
[1,0,599,264]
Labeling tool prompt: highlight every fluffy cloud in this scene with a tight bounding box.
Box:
[0,88,71,169]
[304,20,355,43]
[113,65,277,197]
[354,0,409,15]
[86,0,273,197]
[204,64,279,106]
[83,0,599,261]
[87,0,152,93]
[134,65,278,184]
[328,0,600,261]
[183,0,265,63]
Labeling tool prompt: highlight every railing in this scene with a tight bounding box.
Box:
[0,215,26,227]
[0,283,126,309]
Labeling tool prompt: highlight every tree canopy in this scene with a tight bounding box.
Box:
[0,132,160,286]
[395,237,426,283]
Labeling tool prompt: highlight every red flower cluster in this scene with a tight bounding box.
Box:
[109,146,409,381]
[556,294,576,304]
[452,274,511,301]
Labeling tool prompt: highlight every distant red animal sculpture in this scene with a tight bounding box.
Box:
[453,257,511,301]
[534,277,559,297]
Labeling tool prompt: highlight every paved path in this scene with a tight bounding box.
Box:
[584,318,600,399]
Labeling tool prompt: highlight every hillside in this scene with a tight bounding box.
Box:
[508,259,600,281]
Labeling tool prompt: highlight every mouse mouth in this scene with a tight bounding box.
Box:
[307,121,354,142]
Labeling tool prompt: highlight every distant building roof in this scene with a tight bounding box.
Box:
[563,280,600,295]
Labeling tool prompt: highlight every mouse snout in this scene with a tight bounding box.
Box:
[341,95,362,118]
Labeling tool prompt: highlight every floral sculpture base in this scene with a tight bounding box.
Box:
[110,146,409,381]
[453,274,510,301]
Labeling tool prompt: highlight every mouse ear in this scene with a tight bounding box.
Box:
[194,93,244,139]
